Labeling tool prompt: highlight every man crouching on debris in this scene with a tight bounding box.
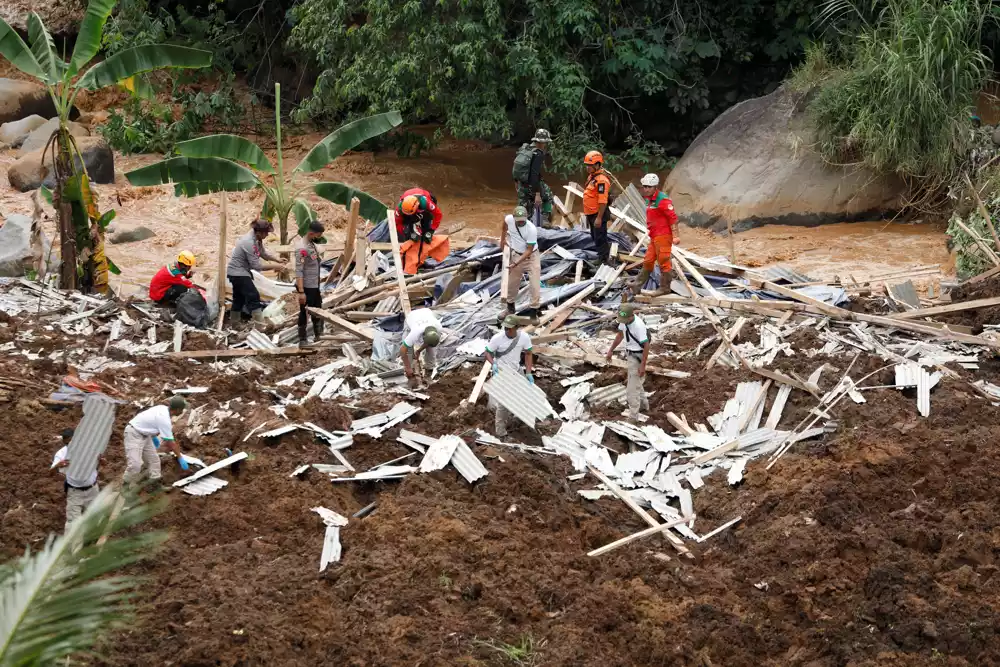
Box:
[122,396,189,487]
[400,307,443,389]
[606,303,650,421]
[485,315,535,438]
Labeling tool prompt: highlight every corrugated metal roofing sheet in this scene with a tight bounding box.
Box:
[451,440,489,483]
[245,330,278,350]
[419,435,462,472]
[320,525,341,571]
[483,367,555,428]
[587,384,626,405]
[765,267,814,285]
[181,475,229,496]
[66,393,116,482]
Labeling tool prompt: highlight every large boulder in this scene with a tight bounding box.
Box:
[8,137,114,192]
[0,214,52,277]
[110,226,156,244]
[20,118,90,154]
[664,86,905,231]
[0,115,47,148]
[0,80,59,125]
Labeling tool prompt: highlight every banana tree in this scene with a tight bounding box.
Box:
[125,82,402,246]
[0,1,211,292]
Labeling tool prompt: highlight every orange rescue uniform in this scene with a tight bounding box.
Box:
[583,170,611,215]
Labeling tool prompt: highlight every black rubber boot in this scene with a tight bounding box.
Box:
[298,325,308,348]
[313,319,324,341]
[506,301,516,315]
[229,309,242,329]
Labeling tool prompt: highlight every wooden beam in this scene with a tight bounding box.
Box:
[216,192,228,317]
[666,412,695,437]
[173,321,183,353]
[170,348,316,359]
[307,308,376,342]
[673,251,723,299]
[328,196,359,285]
[539,284,596,329]
[747,279,842,317]
[588,514,696,557]
[588,466,694,559]
[965,173,1000,255]
[500,245,511,304]
[889,295,1000,320]
[468,360,491,404]
[386,210,411,315]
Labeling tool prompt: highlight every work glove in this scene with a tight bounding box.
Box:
[422,230,434,243]
[491,362,499,376]
[409,230,420,242]
[152,437,160,449]
[178,456,189,471]
[526,373,535,385]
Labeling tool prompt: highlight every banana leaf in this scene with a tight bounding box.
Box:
[175,134,274,173]
[126,157,260,194]
[67,0,117,77]
[313,182,388,223]
[292,200,318,238]
[26,12,64,84]
[0,19,46,80]
[295,111,403,173]
[77,45,211,91]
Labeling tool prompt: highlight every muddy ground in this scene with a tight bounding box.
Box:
[1,311,999,667]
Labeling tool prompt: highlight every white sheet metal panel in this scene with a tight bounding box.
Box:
[728,458,748,485]
[320,525,341,571]
[642,425,682,452]
[66,393,117,482]
[419,435,463,472]
[585,446,617,478]
[352,465,417,480]
[173,452,248,488]
[587,383,626,406]
[259,423,300,438]
[559,382,591,420]
[483,366,556,429]
[615,450,657,477]
[181,475,229,496]
[560,371,598,387]
[603,420,648,443]
[917,366,931,417]
[450,440,489,483]
[312,506,349,526]
[245,330,278,350]
[764,384,792,429]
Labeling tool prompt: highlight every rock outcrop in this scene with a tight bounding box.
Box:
[664,86,905,231]
[8,137,114,192]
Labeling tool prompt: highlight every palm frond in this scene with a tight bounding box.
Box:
[0,488,166,666]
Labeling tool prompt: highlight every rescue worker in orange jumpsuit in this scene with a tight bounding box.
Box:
[632,173,678,294]
[582,151,613,263]
[396,188,442,242]
[395,188,448,274]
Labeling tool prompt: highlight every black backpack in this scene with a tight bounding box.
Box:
[175,289,210,328]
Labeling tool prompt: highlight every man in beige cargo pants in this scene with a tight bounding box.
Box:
[605,303,650,421]
[123,396,189,485]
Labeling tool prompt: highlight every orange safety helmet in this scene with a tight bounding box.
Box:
[584,150,604,166]
[401,194,422,215]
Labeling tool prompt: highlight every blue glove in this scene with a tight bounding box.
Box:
[152,437,160,449]
[178,457,189,471]
[526,373,535,385]
[491,362,499,376]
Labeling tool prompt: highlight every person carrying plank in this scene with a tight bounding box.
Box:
[484,315,535,438]
[631,173,678,295]
[605,303,650,421]
[122,396,189,486]
[399,307,443,389]
[227,219,287,327]
[583,150,613,263]
[296,221,326,347]
[500,205,541,322]
[50,427,101,531]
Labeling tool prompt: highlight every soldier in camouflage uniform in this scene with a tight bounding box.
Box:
[513,129,553,227]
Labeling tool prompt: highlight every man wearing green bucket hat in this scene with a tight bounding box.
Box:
[605,303,650,421]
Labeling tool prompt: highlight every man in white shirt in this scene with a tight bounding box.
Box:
[123,396,189,485]
[51,427,100,531]
[500,206,542,323]
[605,303,650,420]
[400,307,442,389]
[484,315,535,437]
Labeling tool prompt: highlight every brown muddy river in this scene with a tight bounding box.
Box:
[0,135,950,294]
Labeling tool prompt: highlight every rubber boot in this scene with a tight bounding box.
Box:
[506,301,516,315]
[528,307,539,325]
[313,319,323,342]
[229,309,242,329]
[251,309,265,324]
[298,325,308,348]
[631,268,651,291]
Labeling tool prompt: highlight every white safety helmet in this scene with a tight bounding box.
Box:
[640,173,660,187]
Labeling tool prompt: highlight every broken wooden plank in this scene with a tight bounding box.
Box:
[889,296,1000,320]
[539,284,596,330]
[173,452,248,487]
[588,466,694,560]
[386,210,412,314]
[173,321,183,354]
[764,384,792,429]
[468,360,491,405]
[588,513,696,557]
[306,308,376,342]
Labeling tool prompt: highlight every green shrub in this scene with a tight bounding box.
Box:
[806,0,991,194]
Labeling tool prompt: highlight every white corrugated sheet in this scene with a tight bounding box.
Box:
[181,475,229,496]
